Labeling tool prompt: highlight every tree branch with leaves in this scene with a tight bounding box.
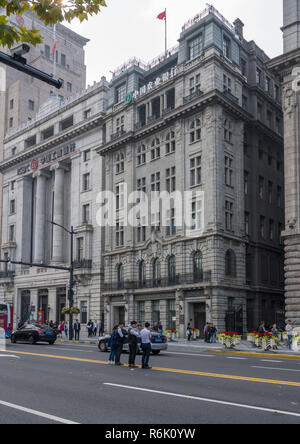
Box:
[0,0,107,47]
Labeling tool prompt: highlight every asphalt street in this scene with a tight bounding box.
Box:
[0,341,300,424]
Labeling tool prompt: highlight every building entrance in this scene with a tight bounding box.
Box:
[193,303,206,337]
[20,290,31,323]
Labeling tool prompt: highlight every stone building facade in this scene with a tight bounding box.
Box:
[0,6,286,334]
[0,79,108,327]
[0,10,89,251]
[268,0,300,326]
[97,6,285,336]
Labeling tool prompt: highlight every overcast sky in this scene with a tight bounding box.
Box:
[66,0,283,85]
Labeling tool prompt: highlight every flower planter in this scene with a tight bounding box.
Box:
[218,332,241,349]
[292,337,300,352]
[261,338,275,351]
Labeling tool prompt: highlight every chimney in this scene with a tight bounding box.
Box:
[233,18,244,38]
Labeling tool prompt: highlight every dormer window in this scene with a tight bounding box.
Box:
[188,34,203,60]
[223,36,231,58]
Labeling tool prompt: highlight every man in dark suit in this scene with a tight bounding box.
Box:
[74,320,81,341]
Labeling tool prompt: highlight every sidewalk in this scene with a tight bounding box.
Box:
[167,338,300,356]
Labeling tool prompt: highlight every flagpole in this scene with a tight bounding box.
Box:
[165,9,167,57]
[53,24,56,94]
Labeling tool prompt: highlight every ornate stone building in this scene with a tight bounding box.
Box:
[97,6,285,335]
[268,0,300,326]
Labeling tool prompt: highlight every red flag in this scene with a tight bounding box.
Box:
[157,10,166,21]
[50,40,57,57]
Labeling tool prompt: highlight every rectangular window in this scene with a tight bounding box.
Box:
[83,150,91,162]
[25,135,36,149]
[82,204,90,224]
[45,45,50,58]
[190,156,202,187]
[225,201,233,231]
[61,54,66,66]
[277,186,282,208]
[223,36,231,58]
[66,82,72,92]
[60,116,73,131]
[260,216,265,239]
[166,167,176,193]
[28,100,34,111]
[225,156,233,187]
[256,67,262,85]
[84,109,91,119]
[116,83,126,104]
[77,237,84,261]
[9,117,13,128]
[116,222,124,247]
[137,145,146,166]
[41,126,54,140]
[10,199,15,214]
[80,301,88,324]
[9,99,14,110]
[269,219,274,241]
[191,199,203,231]
[188,34,203,60]
[82,173,90,192]
[245,212,250,236]
[116,183,125,211]
[115,152,125,174]
[268,181,273,204]
[244,171,249,195]
[151,172,160,192]
[259,177,264,199]
[9,225,15,242]
[257,102,263,121]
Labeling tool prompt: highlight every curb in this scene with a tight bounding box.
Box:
[206,350,300,360]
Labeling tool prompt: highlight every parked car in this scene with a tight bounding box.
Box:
[11,323,57,345]
[98,330,168,355]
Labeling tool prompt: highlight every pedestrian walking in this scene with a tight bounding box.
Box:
[128,321,140,368]
[258,321,266,334]
[99,319,104,336]
[74,320,81,341]
[286,320,293,350]
[108,326,117,364]
[204,323,211,343]
[93,320,98,337]
[58,322,64,338]
[186,323,192,341]
[271,324,279,350]
[87,320,93,338]
[115,322,126,366]
[140,322,152,369]
[64,322,69,338]
[210,324,217,343]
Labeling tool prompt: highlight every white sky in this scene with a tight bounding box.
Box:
[66,0,283,86]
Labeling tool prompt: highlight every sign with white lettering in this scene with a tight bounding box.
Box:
[17,142,76,176]
[130,67,177,102]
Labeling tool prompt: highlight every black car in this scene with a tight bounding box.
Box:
[11,323,57,345]
[98,331,168,355]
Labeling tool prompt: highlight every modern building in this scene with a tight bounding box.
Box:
[0,5,286,334]
[0,79,108,327]
[0,10,89,253]
[268,0,300,327]
[97,5,285,336]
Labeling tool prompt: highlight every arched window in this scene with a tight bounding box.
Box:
[168,255,176,283]
[193,251,203,281]
[139,260,146,287]
[225,250,236,277]
[117,263,124,288]
[152,258,161,286]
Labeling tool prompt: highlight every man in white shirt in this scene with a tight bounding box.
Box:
[286,320,293,350]
[140,322,152,369]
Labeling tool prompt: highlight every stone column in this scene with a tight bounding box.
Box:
[145,300,152,325]
[33,171,50,263]
[159,300,168,332]
[176,290,184,338]
[30,289,38,322]
[50,163,67,263]
[48,288,57,323]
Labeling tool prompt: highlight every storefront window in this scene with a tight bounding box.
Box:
[80,301,88,324]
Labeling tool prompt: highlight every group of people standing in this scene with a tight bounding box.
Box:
[108,321,152,369]
[87,320,104,338]
[258,320,294,350]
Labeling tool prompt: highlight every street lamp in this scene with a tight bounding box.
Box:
[48,221,74,341]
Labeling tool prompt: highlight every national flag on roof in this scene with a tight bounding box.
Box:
[157,10,166,21]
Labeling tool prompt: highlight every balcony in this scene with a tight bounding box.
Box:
[183,89,203,104]
[0,271,15,279]
[223,89,239,104]
[103,271,211,292]
[73,259,93,270]
[147,115,160,124]
[110,129,126,141]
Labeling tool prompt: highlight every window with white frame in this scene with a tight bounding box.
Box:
[225,201,233,231]
[115,152,125,174]
[188,34,203,60]
[225,156,233,187]
[224,119,233,143]
[190,156,202,187]
[116,222,124,247]
[189,118,201,143]
[191,198,203,231]
[165,130,176,154]
[151,138,161,161]
[137,144,146,166]
[151,172,160,192]
[166,167,176,193]
[116,183,125,211]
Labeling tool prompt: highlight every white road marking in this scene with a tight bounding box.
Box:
[0,400,79,424]
[252,366,300,373]
[0,355,20,359]
[226,357,248,360]
[162,351,215,357]
[260,360,282,363]
[104,383,300,419]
